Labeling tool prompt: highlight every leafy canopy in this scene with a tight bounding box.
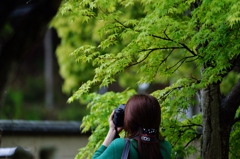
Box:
[52,0,240,158]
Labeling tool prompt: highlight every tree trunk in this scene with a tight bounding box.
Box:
[201,78,240,159]
[44,28,54,110]
[201,84,223,159]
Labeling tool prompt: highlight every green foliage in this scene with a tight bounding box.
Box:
[51,1,147,94]
[51,7,98,94]
[53,0,240,158]
[230,107,240,158]
[76,90,136,159]
[2,89,23,119]
[0,88,87,121]
[221,71,240,96]
[0,23,13,39]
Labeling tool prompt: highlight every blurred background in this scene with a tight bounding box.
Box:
[0,1,90,159]
[0,0,87,122]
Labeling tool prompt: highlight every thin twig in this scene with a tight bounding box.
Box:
[154,49,175,77]
[179,42,197,56]
[186,56,199,63]
[150,34,173,42]
[127,49,154,68]
[140,47,184,52]
[184,134,201,148]
[165,55,195,73]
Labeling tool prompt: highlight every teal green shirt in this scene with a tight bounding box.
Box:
[93,138,171,159]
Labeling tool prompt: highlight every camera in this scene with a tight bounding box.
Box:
[113,104,125,127]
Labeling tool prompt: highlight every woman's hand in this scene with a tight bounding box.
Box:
[109,110,124,133]
[108,110,116,130]
[103,110,123,147]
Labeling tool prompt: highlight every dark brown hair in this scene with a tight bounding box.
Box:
[124,94,164,159]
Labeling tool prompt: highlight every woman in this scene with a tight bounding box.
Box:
[93,94,171,159]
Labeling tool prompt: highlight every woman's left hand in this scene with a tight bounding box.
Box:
[103,110,123,147]
[109,110,124,133]
[108,110,116,130]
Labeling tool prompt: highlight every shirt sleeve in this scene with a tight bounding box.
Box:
[92,138,124,159]
[92,145,107,159]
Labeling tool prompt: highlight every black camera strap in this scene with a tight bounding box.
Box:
[114,126,120,139]
[121,138,130,159]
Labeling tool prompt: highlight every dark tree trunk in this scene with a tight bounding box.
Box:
[201,80,240,159]
[220,79,240,158]
[201,84,222,159]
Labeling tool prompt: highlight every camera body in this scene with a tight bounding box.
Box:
[113,104,125,127]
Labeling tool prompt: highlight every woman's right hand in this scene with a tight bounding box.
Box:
[109,110,124,133]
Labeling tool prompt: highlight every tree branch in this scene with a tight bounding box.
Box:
[150,34,173,42]
[130,47,196,74]
[141,47,184,51]
[229,149,240,158]
[127,49,154,68]
[99,7,197,60]
[99,7,129,29]
[163,29,197,56]
[114,18,129,28]
[150,32,197,56]
[184,134,201,148]
[127,46,180,67]
[222,79,240,124]
[149,49,175,80]
[179,42,197,56]
[186,56,200,63]
[166,55,196,73]
[158,48,174,68]
[157,80,200,102]
[171,127,196,148]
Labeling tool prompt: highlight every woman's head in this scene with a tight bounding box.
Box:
[124,94,161,138]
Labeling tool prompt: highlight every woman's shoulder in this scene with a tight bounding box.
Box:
[112,138,125,143]
[160,139,171,148]
[159,140,172,158]
[111,138,125,147]
[109,138,126,153]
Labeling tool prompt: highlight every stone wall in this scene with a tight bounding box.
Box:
[1,134,89,159]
